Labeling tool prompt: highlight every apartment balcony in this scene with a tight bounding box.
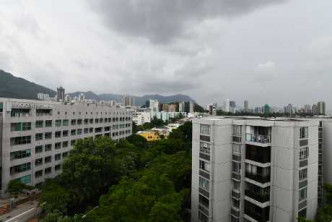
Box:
[245,172,270,185]
[244,200,270,222]
[246,145,271,164]
[245,133,271,147]
[245,189,270,204]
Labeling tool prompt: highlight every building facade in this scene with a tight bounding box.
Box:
[0,98,132,197]
[192,117,319,222]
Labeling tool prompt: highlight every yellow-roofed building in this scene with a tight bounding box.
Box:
[137,131,160,142]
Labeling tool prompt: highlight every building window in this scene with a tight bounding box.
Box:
[71,140,76,146]
[199,194,209,208]
[35,146,43,153]
[71,129,76,136]
[55,164,61,171]
[35,170,43,178]
[77,129,82,135]
[232,198,240,209]
[84,128,89,134]
[63,119,69,126]
[77,119,82,125]
[233,181,240,191]
[198,212,208,222]
[45,167,52,175]
[11,122,31,131]
[55,154,61,161]
[200,142,210,155]
[298,208,307,218]
[63,130,68,137]
[55,131,61,138]
[10,162,31,175]
[55,120,62,127]
[35,133,43,141]
[45,156,52,163]
[35,158,43,166]
[232,162,241,174]
[45,144,52,152]
[45,120,52,127]
[17,175,31,184]
[299,169,308,181]
[10,136,31,146]
[84,119,89,124]
[36,120,44,128]
[90,119,93,124]
[63,141,68,148]
[45,132,52,139]
[299,188,307,201]
[199,177,209,191]
[55,142,61,149]
[300,147,309,160]
[62,152,68,158]
[232,144,241,155]
[199,160,210,172]
[300,127,308,139]
[10,150,31,160]
[71,119,76,125]
[200,124,210,135]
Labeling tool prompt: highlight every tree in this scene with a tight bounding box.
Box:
[6,180,33,196]
[316,205,332,222]
[40,180,70,214]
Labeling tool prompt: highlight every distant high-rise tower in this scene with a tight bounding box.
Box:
[244,100,249,112]
[317,101,326,115]
[312,104,318,115]
[149,99,160,112]
[179,101,185,112]
[57,87,65,102]
[123,95,135,106]
[190,101,195,113]
[224,99,230,112]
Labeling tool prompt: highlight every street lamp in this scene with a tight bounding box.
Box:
[82,206,99,220]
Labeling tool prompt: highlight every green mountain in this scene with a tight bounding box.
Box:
[0,69,56,100]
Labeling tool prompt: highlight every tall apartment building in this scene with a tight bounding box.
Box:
[192,117,319,222]
[317,102,326,115]
[0,98,132,197]
[57,87,65,102]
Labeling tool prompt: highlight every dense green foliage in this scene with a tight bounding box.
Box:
[40,122,192,222]
[298,183,332,222]
[6,180,34,195]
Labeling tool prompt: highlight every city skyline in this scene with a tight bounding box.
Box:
[0,0,332,107]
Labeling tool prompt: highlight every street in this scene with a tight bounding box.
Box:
[0,200,40,222]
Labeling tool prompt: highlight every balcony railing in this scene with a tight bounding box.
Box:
[246,134,271,144]
[245,189,270,203]
[246,172,270,184]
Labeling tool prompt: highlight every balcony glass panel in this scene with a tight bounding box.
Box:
[245,164,270,184]
[245,182,270,203]
[246,145,271,163]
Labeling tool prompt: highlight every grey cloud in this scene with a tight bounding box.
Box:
[89,0,287,44]
[140,81,198,94]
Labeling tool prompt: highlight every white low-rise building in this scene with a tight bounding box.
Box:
[0,98,132,197]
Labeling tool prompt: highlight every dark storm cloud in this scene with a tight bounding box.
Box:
[90,0,287,43]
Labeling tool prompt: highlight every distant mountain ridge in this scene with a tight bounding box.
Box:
[69,92,196,106]
[0,69,197,106]
[0,69,56,100]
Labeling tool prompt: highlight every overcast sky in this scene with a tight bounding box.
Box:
[0,0,331,108]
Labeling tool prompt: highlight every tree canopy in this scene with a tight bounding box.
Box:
[39,122,192,222]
